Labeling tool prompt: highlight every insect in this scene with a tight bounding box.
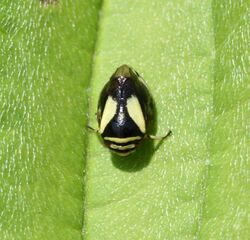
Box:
[88,65,172,156]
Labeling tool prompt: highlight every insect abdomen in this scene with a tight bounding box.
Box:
[103,136,143,156]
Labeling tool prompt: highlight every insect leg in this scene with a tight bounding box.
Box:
[87,125,100,133]
[147,129,172,140]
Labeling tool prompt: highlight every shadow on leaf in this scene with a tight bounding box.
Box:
[111,139,154,172]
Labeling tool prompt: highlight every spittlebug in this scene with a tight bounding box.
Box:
[88,65,172,156]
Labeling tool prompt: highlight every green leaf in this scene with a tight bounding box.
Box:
[0,1,101,239]
[0,1,248,240]
[85,1,215,239]
[198,1,249,239]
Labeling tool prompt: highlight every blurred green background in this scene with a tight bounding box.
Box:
[0,1,248,239]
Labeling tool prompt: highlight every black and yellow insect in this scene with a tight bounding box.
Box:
[88,65,171,156]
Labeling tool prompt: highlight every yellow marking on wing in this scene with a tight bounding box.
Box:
[99,96,117,134]
[127,95,146,133]
[110,144,135,150]
[104,136,142,143]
